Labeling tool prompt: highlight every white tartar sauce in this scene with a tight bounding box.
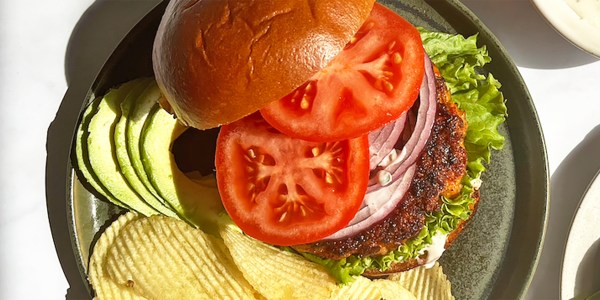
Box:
[418,232,448,269]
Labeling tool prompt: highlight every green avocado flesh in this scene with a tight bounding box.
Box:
[75,96,128,209]
[86,79,158,217]
[140,105,224,234]
[75,77,222,226]
[126,81,166,202]
[114,78,177,217]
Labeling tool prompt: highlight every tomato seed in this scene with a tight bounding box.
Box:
[300,97,310,110]
[325,172,334,184]
[247,148,256,159]
[278,211,288,222]
[393,52,402,64]
[305,82,314,92]
[311,147,320,156]
[384,81,394,93]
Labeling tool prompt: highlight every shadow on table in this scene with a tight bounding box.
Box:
[461,0,598,69]
[526,124,600,299]
[575,238,600,298]
[45,1,160,299]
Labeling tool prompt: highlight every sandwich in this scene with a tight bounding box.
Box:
[78,0,507,287]
[151,0,506,282]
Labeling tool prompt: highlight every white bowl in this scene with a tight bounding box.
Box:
[531,0,600,58]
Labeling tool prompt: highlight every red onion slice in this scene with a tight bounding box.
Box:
[367,55,437,190]
[399,109,417,148]
[368,114,406,168]
[322,55,437,241]
[383,55,437,183]
[324,165,416,240]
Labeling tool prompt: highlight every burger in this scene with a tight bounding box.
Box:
[152,0,506,282]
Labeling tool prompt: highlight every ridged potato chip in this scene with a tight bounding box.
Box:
[104,215,259,300]
[371,279,417,300]
[219,222,338,300]
[388,262,454,300]
[329,276,382,300]
[88,212,146,300]
[329,276,416,300]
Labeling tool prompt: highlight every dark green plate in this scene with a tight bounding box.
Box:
[67,1,549,299]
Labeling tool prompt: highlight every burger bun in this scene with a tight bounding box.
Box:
[153,0,376,129]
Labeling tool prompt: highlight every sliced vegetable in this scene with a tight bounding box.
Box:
[368,113,406,168]
[126,80,166,202]
[260,3,425,142]
[367,55,437,190]
[141,106,224,234]
[324,54,437,241]
[87,80,158,216]
[75,96,128,209]
[114,78,178,217]
[215,114,370,246]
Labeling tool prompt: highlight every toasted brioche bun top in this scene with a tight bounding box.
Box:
[153,0,375,129]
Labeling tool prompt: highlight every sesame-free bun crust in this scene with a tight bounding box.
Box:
[153,0,375,129]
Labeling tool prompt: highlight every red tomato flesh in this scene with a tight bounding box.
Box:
[260,3,425,142]
[215,114,370,246]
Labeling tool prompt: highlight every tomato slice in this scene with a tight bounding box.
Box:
[260,4,425,142]
[215,114,369,246]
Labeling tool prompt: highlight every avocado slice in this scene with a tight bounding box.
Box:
[140,105,224,233]
[74,97,129,209]
[114,78,178,218]
[87,79,158,217]
[125,81,165,204]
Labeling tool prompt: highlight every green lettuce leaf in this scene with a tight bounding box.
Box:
[298,29,508,284]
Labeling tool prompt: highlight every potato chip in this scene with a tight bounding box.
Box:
[388,262,454,300]
[328,276,416,300]
[104,215,259,300]
[329,276,382,300]
[88,212,146,300]
[371,279,417,300]
[219,222,338,300]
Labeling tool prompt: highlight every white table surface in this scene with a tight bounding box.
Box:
[1,0,599,299]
